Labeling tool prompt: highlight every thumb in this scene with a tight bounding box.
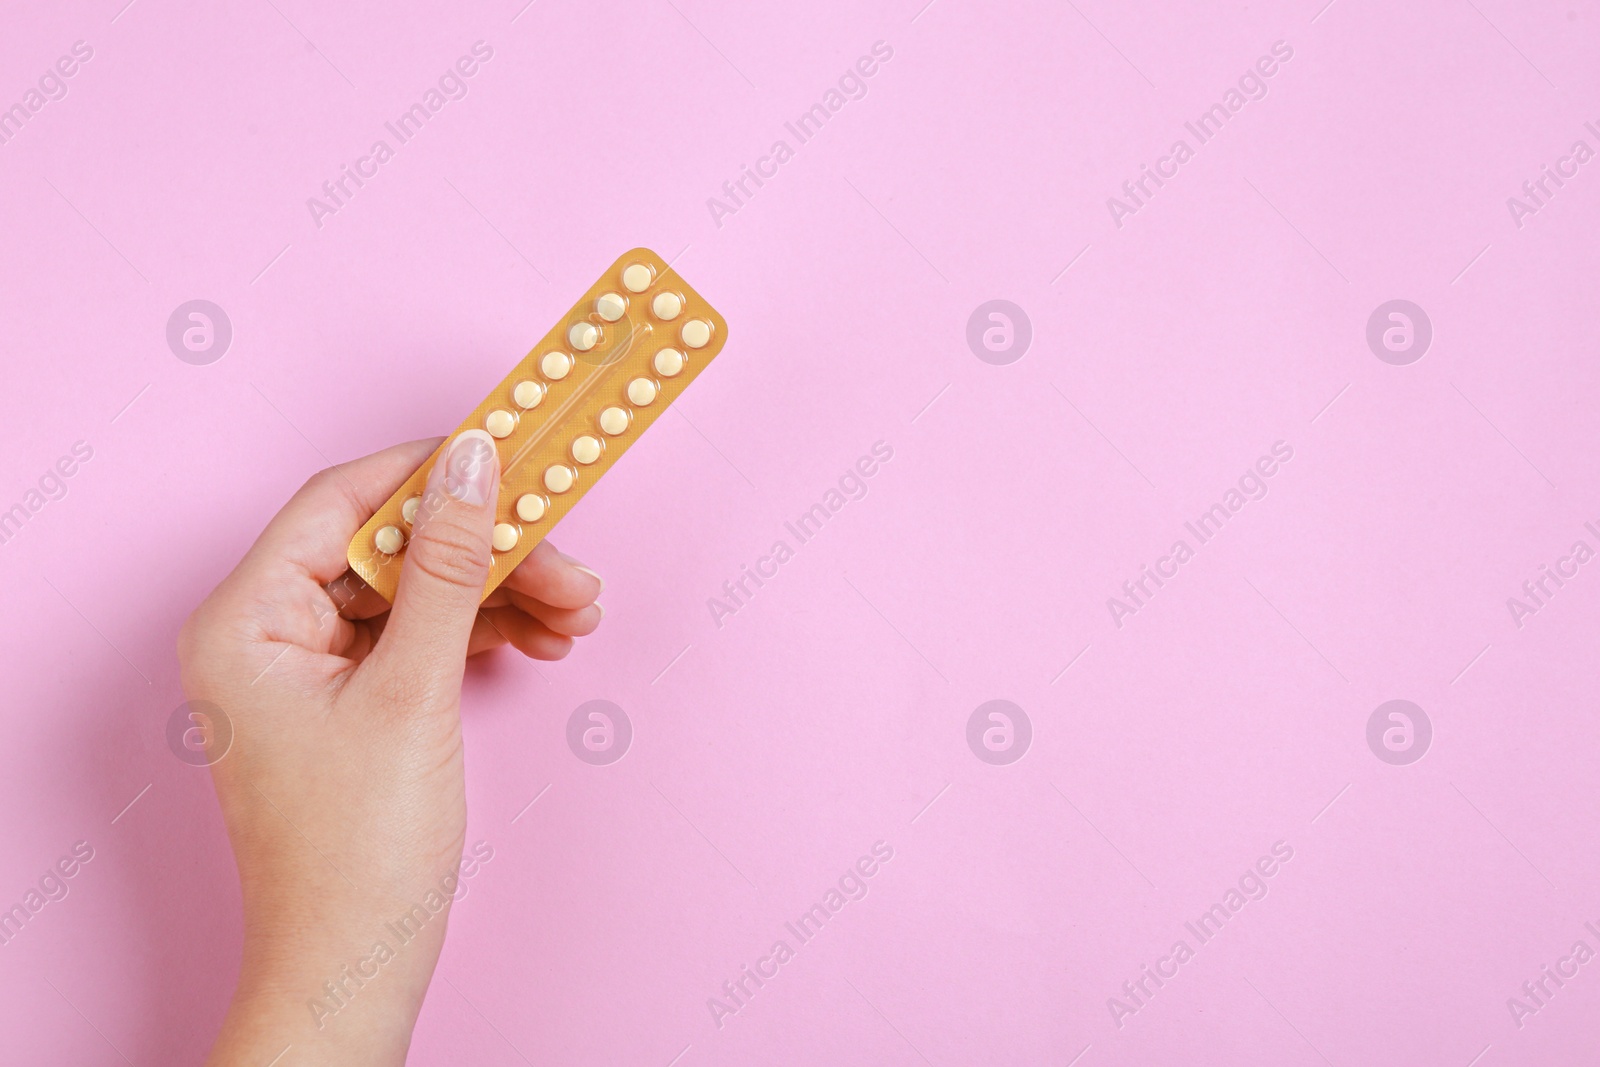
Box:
[370,429,500,700]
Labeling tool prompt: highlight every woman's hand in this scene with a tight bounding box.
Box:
[180,433,603,1065]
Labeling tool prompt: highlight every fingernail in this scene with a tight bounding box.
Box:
[438,430,499,506]
[572,564,604,593]
[558,551,605,593]
[594,602,605,620]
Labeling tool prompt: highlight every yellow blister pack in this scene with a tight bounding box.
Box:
[348,248,727,602]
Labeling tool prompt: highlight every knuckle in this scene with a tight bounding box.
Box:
[303,466,367,518]
[176,608,205,668]
[177,601,229,693]
[407,518,492,590]
[302,466,343,497]
[177,593,228,663]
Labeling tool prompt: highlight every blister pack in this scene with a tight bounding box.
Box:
[348,248,727,602]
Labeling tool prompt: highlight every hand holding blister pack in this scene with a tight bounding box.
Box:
[348,248,727,602]
[181,249,721,1063]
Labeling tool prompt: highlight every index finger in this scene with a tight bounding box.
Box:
[502,539,604,610]
[244,437,443,583]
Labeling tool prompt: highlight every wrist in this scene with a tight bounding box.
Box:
[207,980,419,1067]
[209,905,451,1066]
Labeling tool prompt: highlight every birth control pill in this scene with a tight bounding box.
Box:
[568,322,599,351]
[513,380,544,409]
[401,496,420,524]
[515,493,547,522]
[599,406,630,435]
[544,465,575,493]
[681,319,711,349]
[541,351,572,380]
[653,348,685,377]
[622,263,653,293]
[485,409,515,438]
[627,377,658,406]
[374,525,405,555]
[572,435,602,464]
[492,523,520,552]
[596,293,626,322]
[652,292,682,320]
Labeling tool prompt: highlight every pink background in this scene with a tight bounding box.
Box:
[3,0,1600,1062]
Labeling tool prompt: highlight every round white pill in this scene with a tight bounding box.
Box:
[596,293,627,322]
[515,494,547,522]
[568,322,599,351]
[485,409,515,438]
[622,263,653,292]
[544,465,575,493]
[572,435,602,464]
[681,319,711,349]
[651,291,682,320]
[599,406,630,435]
[492,523,520,552]
[401,496,421,524]
[541,351,572,380]
[374,525,405,555]
[627,377,658,406]
[653,348,685,377]
[513,380,544,409]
